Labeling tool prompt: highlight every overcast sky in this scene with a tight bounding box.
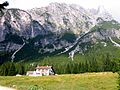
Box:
[0,0,120,22]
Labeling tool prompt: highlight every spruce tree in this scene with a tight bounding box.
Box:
[7,62,16,76]
[15,63,25,75]
[0,64,7,76]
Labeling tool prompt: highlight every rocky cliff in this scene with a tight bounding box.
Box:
[0,3,119,61]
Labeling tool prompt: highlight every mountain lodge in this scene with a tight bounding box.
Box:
[26,66,55,76]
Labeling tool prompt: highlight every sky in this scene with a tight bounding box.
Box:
[0,0,120,22]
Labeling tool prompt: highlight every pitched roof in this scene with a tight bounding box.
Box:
[36,66,52,69]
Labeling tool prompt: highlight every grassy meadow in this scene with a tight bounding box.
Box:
[0,72,118,90]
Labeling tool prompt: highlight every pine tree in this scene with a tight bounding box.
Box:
[7,62,16,76]
[15,63,25,75]
[66,63,71,74]
[0,64,7,76]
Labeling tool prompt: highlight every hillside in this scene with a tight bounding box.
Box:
[0,3,119,61]
[0,3,120,75]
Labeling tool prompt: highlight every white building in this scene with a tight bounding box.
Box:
[26,66,55,76]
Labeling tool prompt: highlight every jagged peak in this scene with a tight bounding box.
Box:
[49,2,68,6]
[30,2,86,12]
[97,5,107,14]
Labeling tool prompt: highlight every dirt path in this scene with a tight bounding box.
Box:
[0,86,16,90]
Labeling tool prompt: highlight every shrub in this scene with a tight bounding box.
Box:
[28,85,43,90]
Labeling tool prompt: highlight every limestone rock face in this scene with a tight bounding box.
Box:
[0,9,31,41]
[29,3,112,35]
[0,3,119,60]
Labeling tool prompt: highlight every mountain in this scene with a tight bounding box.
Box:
[0,3,120,63]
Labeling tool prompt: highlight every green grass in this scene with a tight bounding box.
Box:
[91,21,120,33]
[100,21,120,29]
[0,72,118,90]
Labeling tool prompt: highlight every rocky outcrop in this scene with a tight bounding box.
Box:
[0,3,119,60]
[28,3,113,35]
[0,9,32,41]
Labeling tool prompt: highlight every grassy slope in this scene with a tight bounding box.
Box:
[0,72,118,90]
[25,41,120,64]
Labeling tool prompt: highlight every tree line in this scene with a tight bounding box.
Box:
[0,62,25,76]
[0,50,119,76]
[53,58,119,74]
[0,56,119,76]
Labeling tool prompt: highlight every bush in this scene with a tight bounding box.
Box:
[28,85,43,90]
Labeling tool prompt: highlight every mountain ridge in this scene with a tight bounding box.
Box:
[0,3,119,62]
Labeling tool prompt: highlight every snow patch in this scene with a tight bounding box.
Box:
[11,40,25,62]
[101,42,107,47]
[109,37,120,47]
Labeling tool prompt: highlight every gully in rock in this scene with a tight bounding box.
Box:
[11,39,26,62]
[109,37,120,47]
